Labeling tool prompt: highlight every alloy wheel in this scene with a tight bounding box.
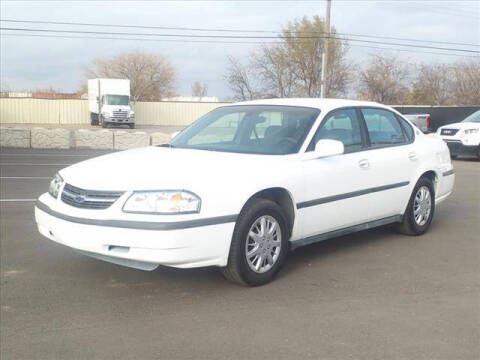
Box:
[245,215,282,274]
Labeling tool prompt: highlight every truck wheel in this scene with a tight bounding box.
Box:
[129,124,135,129]
[396,177,435,236]
[221,199,289,286]
[101,116,108,128]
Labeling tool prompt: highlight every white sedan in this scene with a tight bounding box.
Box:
[35,99,455,286]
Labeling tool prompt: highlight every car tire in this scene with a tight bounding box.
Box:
[396,177,435,236]
[451,154,457,160]
[221,198,289,286]
[129,124,135,129]
[477,146,480,161]
[101,116,108,128]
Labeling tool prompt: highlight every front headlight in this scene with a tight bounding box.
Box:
[122,191,201,214]
[101,112,110,118]
[48,174,64,198]
[129,111,135,119]
[464,129,479,135]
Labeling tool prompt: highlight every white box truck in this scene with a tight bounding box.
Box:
[88,78,135,129]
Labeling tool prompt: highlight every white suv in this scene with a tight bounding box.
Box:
[436,110,480,160]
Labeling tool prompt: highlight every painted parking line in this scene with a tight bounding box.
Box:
[1,177,51,179]
[0,163,73,166]
[0,154,95,157]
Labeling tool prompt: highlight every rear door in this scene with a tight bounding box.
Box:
[358,107,419,220]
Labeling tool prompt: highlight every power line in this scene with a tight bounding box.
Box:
[1,27,478,53]
[2,0,478,2]
[1,33,281,45]
[2,19,478,47]
[3,33,477,58]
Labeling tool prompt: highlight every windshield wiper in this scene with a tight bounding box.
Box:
[157,143,175,148]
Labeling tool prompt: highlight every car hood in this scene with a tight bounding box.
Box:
[438,122,480,131]
[59,146,287,191]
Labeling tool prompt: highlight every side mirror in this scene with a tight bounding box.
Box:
[171,131,180,139]
[314,139,344,158]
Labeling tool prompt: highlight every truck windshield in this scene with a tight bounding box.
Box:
[105,95,129,106]
[170,105,319,155]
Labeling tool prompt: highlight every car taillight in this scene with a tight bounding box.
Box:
[426,116,432,131]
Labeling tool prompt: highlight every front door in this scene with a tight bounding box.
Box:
[295,108,375,239]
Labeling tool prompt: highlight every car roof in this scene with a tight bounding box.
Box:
[224,98,392,113]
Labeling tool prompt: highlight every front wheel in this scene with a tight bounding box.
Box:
[221,199,289,286]
[101,116,108,128]
[396,177,435,236]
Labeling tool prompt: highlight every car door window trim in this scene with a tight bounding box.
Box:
[297,181,410,209]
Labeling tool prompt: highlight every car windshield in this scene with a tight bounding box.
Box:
[170,105,320,155]
[105,95,129,106]
[461,111,480,123]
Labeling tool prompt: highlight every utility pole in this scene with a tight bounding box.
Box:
[320,0,331,98]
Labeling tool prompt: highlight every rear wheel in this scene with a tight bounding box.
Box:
[221,199,289,286]
[396,177,435,236]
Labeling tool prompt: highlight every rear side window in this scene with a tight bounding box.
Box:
[361,108,406,147]
[310,109,363,153]
[397,115,415,142]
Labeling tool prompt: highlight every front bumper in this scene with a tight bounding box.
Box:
[35,194,235,270]
[443,140,478,157]
[104,117,134,124]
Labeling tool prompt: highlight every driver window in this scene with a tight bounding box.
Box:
[311,109,363,153]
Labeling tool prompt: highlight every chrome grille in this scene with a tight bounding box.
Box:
[440,128,459,136]
[61,183,124,210]
[112,110,128,121]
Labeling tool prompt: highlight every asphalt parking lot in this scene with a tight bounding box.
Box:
[1,148,479,360]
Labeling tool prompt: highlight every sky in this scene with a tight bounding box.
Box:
[1,0,479,100]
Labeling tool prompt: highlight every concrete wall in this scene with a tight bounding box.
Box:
[0,98,227,126]
[0,127,174,149]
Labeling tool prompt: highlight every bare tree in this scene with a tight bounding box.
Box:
[224,56,259,101]
[224,16,350,100]
[191,81,208,98]
[409,63,452,105]
[358,54,410,104]
[450,59,480,105]
[85,50,176,101]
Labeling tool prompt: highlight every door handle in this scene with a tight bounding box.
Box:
[359,159,370,169]
[408,152,418,161]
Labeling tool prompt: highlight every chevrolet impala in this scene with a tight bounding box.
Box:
[35,99,455,285]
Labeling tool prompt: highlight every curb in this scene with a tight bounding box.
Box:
[0,126,172,150]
